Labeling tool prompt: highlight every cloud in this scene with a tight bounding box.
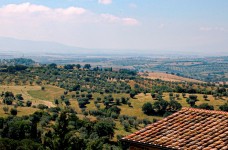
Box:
[55,7,86,15]
[98,0,112,5]
[101,14,119,23]
[122,18,139,26]
[200,26,226,32]
[0,3,140,48]
[0,3,139,25]
[1,3,50,13]
[0,3,87,18]
[101,14,139,26]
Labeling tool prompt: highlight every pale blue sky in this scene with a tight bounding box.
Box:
[0,0,227,53]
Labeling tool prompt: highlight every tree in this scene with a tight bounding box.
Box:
[83,111,88,117]
[121,97,127,104]
[169,92,174,97]
[4,91,14,98]
[3,97,13,105]
[189,95,198,100]
[198,103,214,110]
[186,95,198,107]
[153,100,169,115]
[26,100,32,107]
[109,106,121,114]
[83,64,91,70]
[123,120,130,132]
[203,95,208,100]
[64,64,74,70]
[86,93,93,99]
[37,104,48,110]
[127,102,131,107]
[48,63,57,69]
[86,139,104,150]
[64,91,68,95]
[44,110,86,150]
[10,108,17,116]
[0,138,44,150]
[77,97,89,108]
[151,92,156,99]
[168,100,182,111]
[115,98,120,105]
[186,98,196,107]
[16,94,23,100]
[55,99,59,106]
[219,103,228,112]
[103,101,110,108]
[3,106,9,114]
[64,99,71,106]
[0,117,4,129]
[142,102,154,115]
[72,84,80,91]
[176,94,180,99]
[130,90,136,98]
[75,64,81,69]
[94,120,114,139]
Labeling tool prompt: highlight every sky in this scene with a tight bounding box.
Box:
[0,0,228,53]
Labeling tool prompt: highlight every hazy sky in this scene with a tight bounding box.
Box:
[0,0,227,52]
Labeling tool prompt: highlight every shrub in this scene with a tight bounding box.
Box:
[37,104,48,110]
[198,103,214,110]
[17,101,24,107]
[219,103,228,112]
[142,102,154,115]
[127,102,131,107]
[123,121,130,132]
[3,97,13,105]
[10,108,17,116]
[129,90,136,98]
[3,106,9,114]
[16,94,23,100]
[26,101,32,107]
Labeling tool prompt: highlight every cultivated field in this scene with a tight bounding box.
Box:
[0,85,61,116]
[140,72,203,83]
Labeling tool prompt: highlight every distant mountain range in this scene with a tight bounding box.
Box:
[0,37,160,57]
[0,36,227,57]
[0,37,87,55]
[0,37,143,56]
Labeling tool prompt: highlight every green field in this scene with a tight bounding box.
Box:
[0,85,63,116]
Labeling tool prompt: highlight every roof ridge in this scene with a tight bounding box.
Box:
[181,107,228,115]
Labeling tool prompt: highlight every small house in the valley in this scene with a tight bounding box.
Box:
[121,107,228,150]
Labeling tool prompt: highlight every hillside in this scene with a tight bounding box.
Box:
[0,63,227,149]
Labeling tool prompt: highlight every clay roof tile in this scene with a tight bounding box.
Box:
[122,108,228,149]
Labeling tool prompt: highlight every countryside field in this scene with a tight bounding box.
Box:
[0,85,59,107]
[1,84,227,120]
[139,72,203,83]
[3,84,226,141]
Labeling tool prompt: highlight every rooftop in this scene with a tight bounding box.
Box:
[122,107,228,150]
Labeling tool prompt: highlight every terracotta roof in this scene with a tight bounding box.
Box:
[122,107,228,150]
